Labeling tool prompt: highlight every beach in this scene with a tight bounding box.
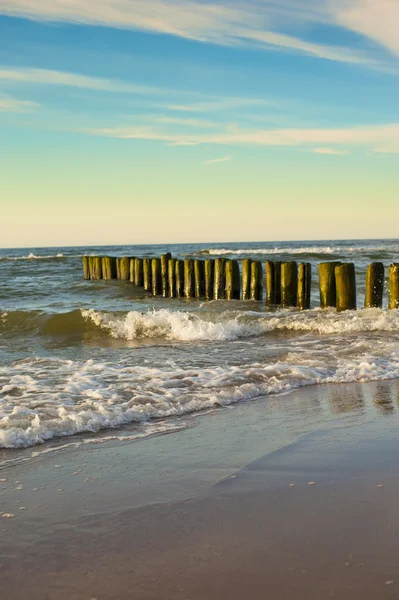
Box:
[2,379,399,599]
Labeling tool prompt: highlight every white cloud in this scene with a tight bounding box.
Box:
[204,156,232,164]
[0,93,38,112]
[312,147,351,155]
[167,141,199,146]
[0,1,397,68]
[155,116,218,128]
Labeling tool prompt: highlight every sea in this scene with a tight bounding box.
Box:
[1,239,399,450]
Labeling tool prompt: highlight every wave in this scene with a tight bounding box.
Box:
[195,246,399,256]
[3,307,399,342]
[0,252,65,261]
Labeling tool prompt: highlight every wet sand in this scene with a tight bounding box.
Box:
[1,380,399,599]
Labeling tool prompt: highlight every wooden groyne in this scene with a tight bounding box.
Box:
[83,256,397,311]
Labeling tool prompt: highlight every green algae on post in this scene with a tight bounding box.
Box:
[143,259,152,292]
[92,256,102,280]
[175,260,184,298]
[129,257,136,283]
[194,260,205,299]
[297,262,311,310]
[168,258,176,298]
[102,256,117,280]
[388,264,399,309]
[365,262,384,308]
[318,262,340,308]
[281,261,298,307]
[83,256,90,280]
[335,263,356,312]
[119,257,130,281]
[241,259,252,300]
[161,253,172,298]
[274,261,282,305]
[250,260,262,301]
[265,261,275,305]
[214,258,226,300]
[204,259,215,301]
[225,259,240,300]
[151,258,161,296]
[135,258,144,287]
[184,259,195,299]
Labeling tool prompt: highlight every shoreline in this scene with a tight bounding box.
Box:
[1,379,399,598]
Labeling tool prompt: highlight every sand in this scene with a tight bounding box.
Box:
[1,380,399,599]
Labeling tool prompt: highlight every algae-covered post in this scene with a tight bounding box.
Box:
[175,260,184,298]
[129,257,136,283]
[161,253,172,298]
[335,263,356,312]
[297,262,311,310]
[168,258,176,298]
[184,259,195,299]
[91,256,102,280]
[365,262,384,308]
[274,261,282,305]
[204,259,215,301]
[102,256,117,280]
[194,260,205,299]
[318,262,339,308]
[143,259,152,292]
[214,258,226,300]
[265,261,275,305]
[151,258,161,296]
[281,261,298,308]
[134,258,144,287]
[250,260,262,301]
[241,259,252,300]
[119,257,130,281]
[83,256,90,280]
[388,264,399,309]
[225,259,240,300]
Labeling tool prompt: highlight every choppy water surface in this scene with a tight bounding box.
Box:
[1,239,399,448]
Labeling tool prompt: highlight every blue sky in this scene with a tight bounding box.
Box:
[0,1,398,247]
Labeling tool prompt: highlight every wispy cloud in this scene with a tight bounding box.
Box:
[155,116,218,128]
[312,147,351,155]
[166,98,271,113]
[1,1,397,68]
[204,155,232,164]
[0,93,38,112]
[85,122,399,154]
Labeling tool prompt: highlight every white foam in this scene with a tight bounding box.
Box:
[0,253,64,261]
[199,246,398,256]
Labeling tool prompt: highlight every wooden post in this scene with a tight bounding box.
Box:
[388,264,399,309]
[297,263,311,310]
[274,261,282,305]
[250,260,262,301]
[204,259,215,301]
[151,258,161,296]
[102,256,116,280]
[168,258,176,298]
[143,259,152,292]
[242,259,252,300]
[318,262,340,308]
[129,257,136,283]
[281,262,298,308]
[91,256,102,280]
[225,260,240,300]
[184,259,194,299]
[83,256,90,280]
[335,263,356,312]
[116,258,121,280]
[135,258,144,287]
[175,260,184,298]
[214,258,226,300]
[194,260,205,299]
[119,257,130,281]
[265,261,275,305]
[365,262,384,308]
[161,253,172,298]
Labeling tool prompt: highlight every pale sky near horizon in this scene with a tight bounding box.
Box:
[0,0,398,248]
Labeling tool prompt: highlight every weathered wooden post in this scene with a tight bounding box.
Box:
[281,261,298,308]
[204,259,215,301]
[274,261,282,305]
[242,259,252,300]
[83,256,90,280]
[365,262,384,308]
[388,264,399,309]
[184,259,195,299]
[151,258,161,296]
[143,259,151,291]
[297,262,311,310]
[335,263,356,312]
[168,258,176,298]
[318,262,340,308]
[161,253,172,297]
[214,258,226,300]
[225,260,240,300]
[175,260,184,298]
[134,258,144,287]
[250,260,262,301]
[265,261,275,305]
[131,258,137,285]
[91,256,102,280]
[102,256,116,280]
[194,260,205,299]
[119,257,130,281]
[116,258,121,280]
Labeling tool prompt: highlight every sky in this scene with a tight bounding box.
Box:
[0,0,398,248]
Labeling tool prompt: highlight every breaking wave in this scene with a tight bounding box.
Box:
[195,246,399,256]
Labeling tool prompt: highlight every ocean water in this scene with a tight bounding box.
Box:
[1,239,399,449]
